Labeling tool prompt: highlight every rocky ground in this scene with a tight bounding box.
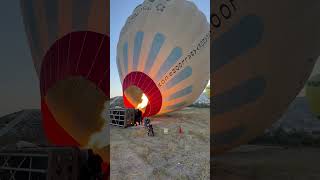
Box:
[0,109,47,148]
[251,97,320,146]
[110,107,210,180]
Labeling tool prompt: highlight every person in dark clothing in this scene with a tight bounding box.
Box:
[144,117,154,136]
[135,109,143,126]
[144,117,150,128]
[147,123,154,136]
[134,109,138,126]
[137,109,142,125]
[87,149,103,180]
[92,154,103,179]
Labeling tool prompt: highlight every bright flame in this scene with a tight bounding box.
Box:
[137,93,149,110]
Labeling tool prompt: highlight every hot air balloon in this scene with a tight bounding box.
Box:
[306,74,320,119]
[117,0,210,117]
[20,0,110,175]
[212,0,320,154]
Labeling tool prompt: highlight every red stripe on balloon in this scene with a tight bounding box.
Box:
[123,93,135,108]
[40,31,109,97]
[122,71,162,116]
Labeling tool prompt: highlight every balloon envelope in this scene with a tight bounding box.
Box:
[212,0,320,154]
[20,0,110,167]
[117,0,210,117]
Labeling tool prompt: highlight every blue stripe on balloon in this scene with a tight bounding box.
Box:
[123,42,129,75]
[165,66,192,89]
[212,76,266,116]
[164,101,187,111]
[144,33,165,74]
[212,15,264,72]
[165,85,193,101]
[116,57,123,80]
[72,0,92,30]
[155,47,182,82]
[133,31,144,71]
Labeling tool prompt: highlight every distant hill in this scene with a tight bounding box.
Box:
[110,96,125,108]
[251,97,320,146]
[268,97,320,134]
[0,109,48,146]
[189,93,210,108]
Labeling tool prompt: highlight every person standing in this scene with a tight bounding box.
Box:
[144,117,150,128]
[134,109,139,126]
[137,109,142,125]
[147,123,154,136]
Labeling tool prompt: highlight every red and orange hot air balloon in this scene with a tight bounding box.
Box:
[20,0,110,177]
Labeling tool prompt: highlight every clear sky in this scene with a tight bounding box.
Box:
[0,1,40,116]
[110,0,210,97]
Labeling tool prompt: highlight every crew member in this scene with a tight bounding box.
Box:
[147,123,154,136]
[135,109,143,126]
[137,109,142,125]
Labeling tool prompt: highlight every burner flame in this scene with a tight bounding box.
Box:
[137,93,148,110]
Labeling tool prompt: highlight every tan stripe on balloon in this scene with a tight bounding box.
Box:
[88,0,108,34]
[58,0,72,38]
[213,56,256,96]
[33,0,49,59]
[148,43,174,80]
[161,81,189,101]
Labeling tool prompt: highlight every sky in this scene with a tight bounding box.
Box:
[0,1,40,116]
[110,0,210,97]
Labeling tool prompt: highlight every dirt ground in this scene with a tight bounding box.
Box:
[110,107,210,180]
[214,145,320,180]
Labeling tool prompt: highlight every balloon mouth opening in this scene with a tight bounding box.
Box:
[43,77,109,161]
[123,86,149,113]
[122,71,162,117]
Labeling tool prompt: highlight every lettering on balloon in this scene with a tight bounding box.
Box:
[158,31,210,88]
[120,1,168,37]
[120,4,152,37]
[211,0,238,38]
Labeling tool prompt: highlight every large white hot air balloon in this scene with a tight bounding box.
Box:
[117,0,210,117]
